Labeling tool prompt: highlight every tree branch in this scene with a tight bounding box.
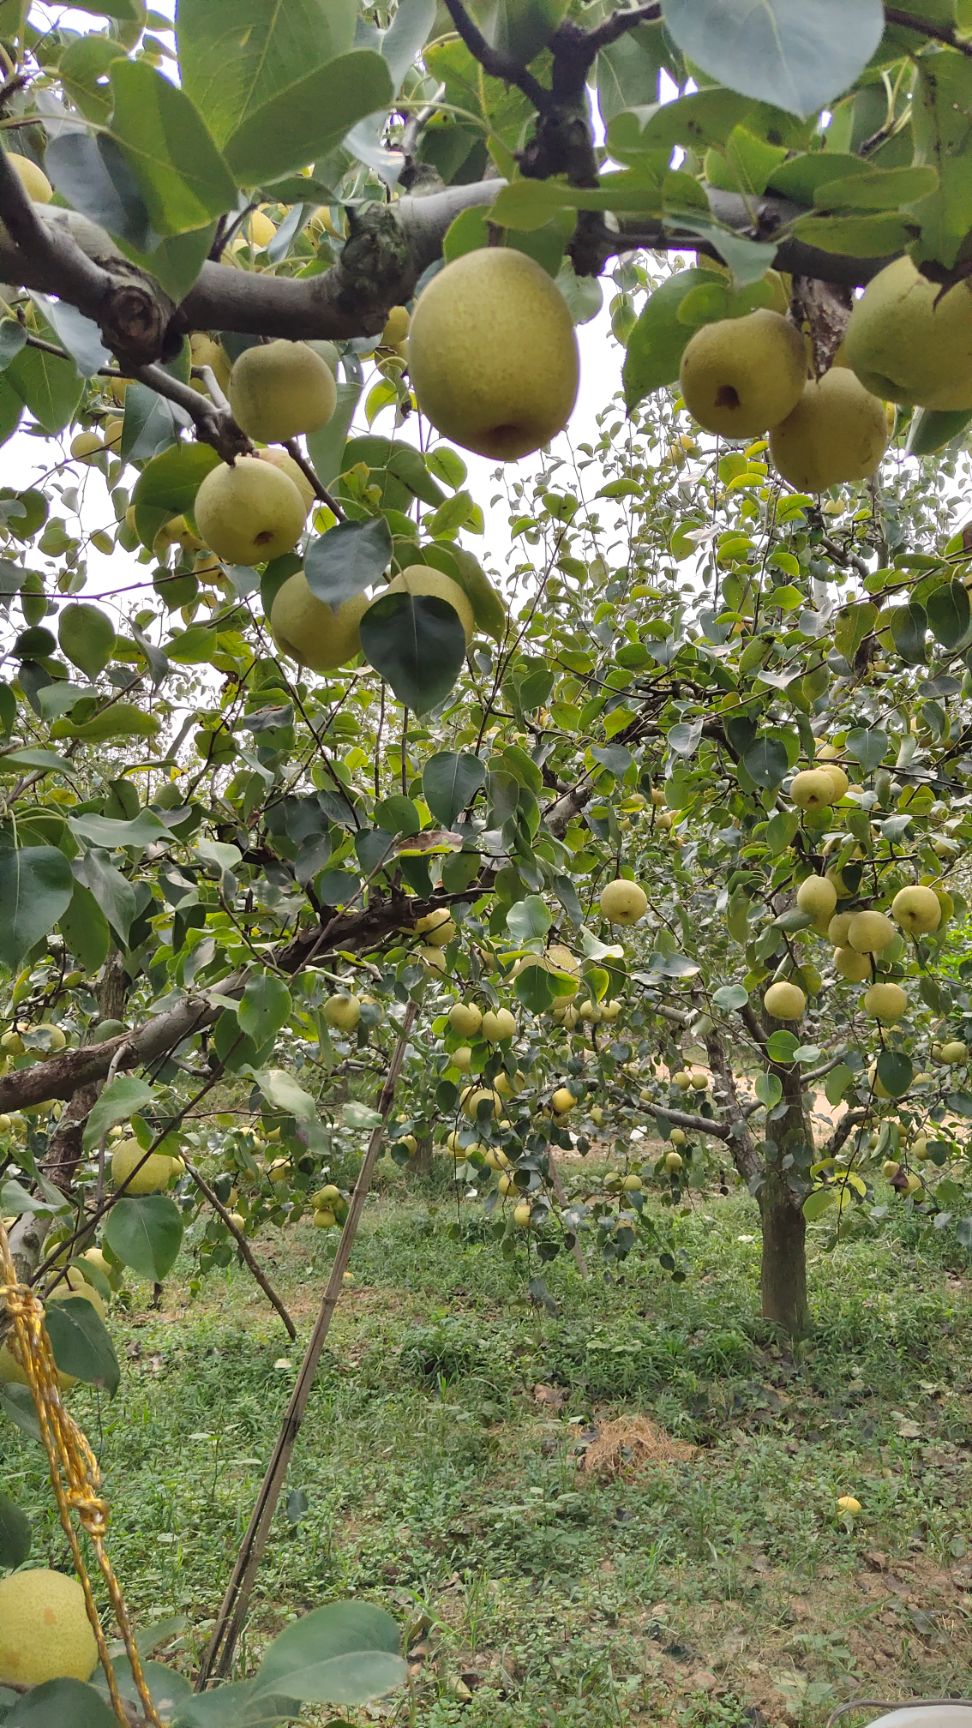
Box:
[181,1156,296,1340]
[582,3,662,51]
[823,1108,868,1160]
[442,0,550,108]
[131,363,251,462]
[661,1106,731,1141]
[884,5,972,56]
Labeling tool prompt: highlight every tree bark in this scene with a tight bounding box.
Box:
[758,1170,809,1338]
[758,1056,813,1337]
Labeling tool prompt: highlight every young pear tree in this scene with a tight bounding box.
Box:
[1,0,972,1710]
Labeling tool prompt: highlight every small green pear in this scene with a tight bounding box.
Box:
[770,367,889,492]
[270,572,367,673]
[843,255,972,410]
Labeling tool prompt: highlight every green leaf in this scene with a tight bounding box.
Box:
[0,317,26,368]
[912,51,972,268]
[803,1187,837,1221]
[132,441,221,548]
[789,210,913,257]
[45,1296,120,1393]
[172,1680,301,1728]
[74,851,138,945]
[422,751,485,827]
[0,1491,30,1567]
[927,580,971,650]
[253,1067,318,1121]
[6,343,83,434]
[222,52,394,184]
[766,1029,798,1063]
[104,1196,184,1281]
[889,601,927,666]
[61,881,110,973]
[754,1071,783,1108]
[907,405,972,456]
[70,809,169,849]
[83,1077,154,1153]
[58,602,116,678]
[0,842,73,971]
[254,1601,405,1706]
[305,381,361,487]
[712,983,749,1010]
[239,974,293,1042]
[360,593,466,715]
[845,727,888,770]
[813,164,939,211]
[7,1679,120,1728]
[876,1049,913,1098]
[622,268,711,409]
[660,0,884,119]
[825,1062,853,1107]
[0,1382,42,1441]
[834,600,877,662]
[177,0,357,149]
[305,517,392,608]
[506,895,553,942]
[743,736,789,790]
[108,60,236,235]
[55,701,160,743]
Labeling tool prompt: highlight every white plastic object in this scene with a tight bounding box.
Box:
[865,1710,972,1728]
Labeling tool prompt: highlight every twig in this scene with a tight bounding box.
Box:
[281,437,346,519]
[181,1157,296,1340]
[131,363,251,463]
[580,3,661,51]
[196,1000,419,1687]
[442,0,550,107]
[883,5,972,55]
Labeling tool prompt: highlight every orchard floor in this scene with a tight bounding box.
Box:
[9,1170,972,1728]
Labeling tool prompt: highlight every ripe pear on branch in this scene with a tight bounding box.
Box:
[678,310,806,438]
[408,248,579,460]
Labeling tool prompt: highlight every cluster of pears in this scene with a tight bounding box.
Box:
[407,247,580,461]
[678,305,890,493]
[270,560,480,679]
[765,875,944,1024]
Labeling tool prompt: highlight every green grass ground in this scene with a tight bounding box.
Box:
[7,1168,972,1727]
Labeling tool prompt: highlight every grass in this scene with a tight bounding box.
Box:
[7,1162,972,1727]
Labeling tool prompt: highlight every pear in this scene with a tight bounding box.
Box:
[890,884,941,936]
[762,981,806,1021]
[769,367,889,492]
[257,447,316,511]
[7,153,53,203]
[843,256,972,410]
[228,340,337,442]
[408,248,579,460]
[862,981,907,1022]
[834,946,870,982]
[796,875,837,921]
[678,310,806,438]
[270,571,367,672]
[194,457,305,566]
[847,910,895,954]
[789,769,835,811]
[599,878,648,925]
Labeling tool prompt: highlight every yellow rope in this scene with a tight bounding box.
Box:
[0,1222,163,1728]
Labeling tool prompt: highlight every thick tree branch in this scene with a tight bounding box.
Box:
[823,1108,868,1160]
[661,1106,731,1140]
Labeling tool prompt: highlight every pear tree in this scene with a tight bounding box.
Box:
[0,0,971,1711]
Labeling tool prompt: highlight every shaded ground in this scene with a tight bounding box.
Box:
[8,1173,971,1727]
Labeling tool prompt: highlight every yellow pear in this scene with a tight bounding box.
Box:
[843,255,972,410]
[0,1569,98,1687]
[890,884,941,936]
[762,980,806,1021]
[937,1039,967,1064]
[847,910,895,954]
[372,565,475,643]
[790,769,835,811]
[407,248,579,460]
[862,981,907,1021]
[228,340,336,442]
[111,1138,179,1195]
[70,430,102,463]
[190,333,232,394]
[323,993,361,1032]
[257,447,316,511]
[482,1008,516,1042]
[551,1086,577,1114]
[449,1002,482,1037]
[820,763,849,800]
[678,310,806,439]
[7,152,53,203]
[769,367,888,492]
[194,456,305,566]
[246,209,277,249]
[270,572,367,673]
[796,875,837,921]
[835,946,870,982]
[599,878,648,925]
[415,908,456,947]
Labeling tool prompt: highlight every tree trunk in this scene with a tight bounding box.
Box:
[758,1171,809,1337]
